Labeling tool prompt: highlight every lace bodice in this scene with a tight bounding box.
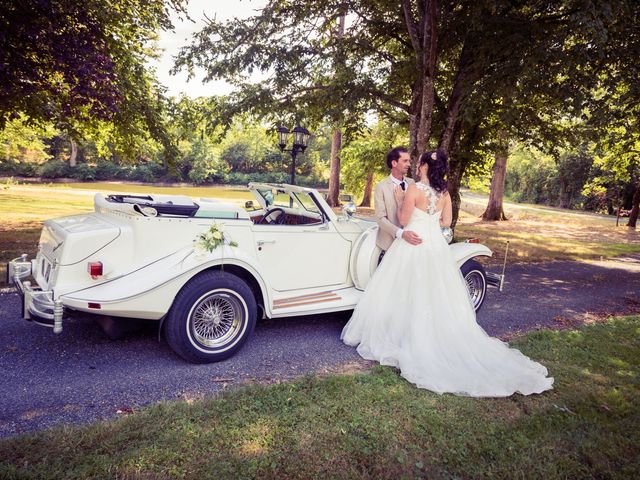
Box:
[416,182,441,214]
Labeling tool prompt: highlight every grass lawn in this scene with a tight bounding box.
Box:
[454,196,640,264]
[1,315,638,479]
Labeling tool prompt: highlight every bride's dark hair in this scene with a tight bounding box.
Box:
[419,149,449,193]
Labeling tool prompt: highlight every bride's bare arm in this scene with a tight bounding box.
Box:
[397,184,417,226]
[440,192,452,227]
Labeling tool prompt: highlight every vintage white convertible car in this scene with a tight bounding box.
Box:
[8,183,503,363]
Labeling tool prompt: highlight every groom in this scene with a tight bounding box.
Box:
[374,146,422,263]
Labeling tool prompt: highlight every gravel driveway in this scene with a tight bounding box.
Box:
[1,254,639,438]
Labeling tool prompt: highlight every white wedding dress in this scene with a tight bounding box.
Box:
[341,183,553,397]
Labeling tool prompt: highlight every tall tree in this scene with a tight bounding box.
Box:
[327,14,347,207]
[177,0,639,225]
[175,1,438,162]
[579,1,640,228]
[0,0,187,167]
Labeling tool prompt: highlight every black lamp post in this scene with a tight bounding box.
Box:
[277,125,310,185]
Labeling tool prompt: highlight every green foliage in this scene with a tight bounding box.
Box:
[0,0,188,173]
[556,149,594,209]
[0,112,333,187]
[465,176,491,194]
[506,147,557,205]
[186,138,226,184]
[583,128,640,212]
[1,159,168,183]
[219,123,277,173]
[0,159,37,177]
[505,144,598,210]
[0,117,56,163]
[341,121,406,200]
[36,160,72,179]
[94,160,125,180]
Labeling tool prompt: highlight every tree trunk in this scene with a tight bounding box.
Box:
[419,0,438,155]
[403,0,437,173]
[446,120,479,229]
[417,76,435,158]
[447,156,465,230]
[615,188,620,226]
[627,184,640,228]
[439,41,482,153]
[69,137,77,167]
[437,41,483,228]
[482,155,508,221]
[327,128,342,207]
[359,170,374,207]
[558,176,572,209]
[439,66,466,152]
[408,115,420,174]
[326,15,346,207]
[482,133,509,221]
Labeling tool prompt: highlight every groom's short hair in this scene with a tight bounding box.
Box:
[386,146,409,169]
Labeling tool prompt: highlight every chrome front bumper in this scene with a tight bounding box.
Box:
[7,255,64,333]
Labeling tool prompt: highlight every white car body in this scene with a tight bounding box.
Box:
[8,183,502,362]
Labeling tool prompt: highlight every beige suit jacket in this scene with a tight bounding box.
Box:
[374,176,415,251]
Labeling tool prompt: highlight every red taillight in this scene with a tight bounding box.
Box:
[88,261,103,278]
[466,238,480,244]
[88,303,101,309]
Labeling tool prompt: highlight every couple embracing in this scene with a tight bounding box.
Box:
[341,147,553,397]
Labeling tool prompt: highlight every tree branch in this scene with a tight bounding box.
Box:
[402,0,421,55]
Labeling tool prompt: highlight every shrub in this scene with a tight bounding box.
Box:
[0,159,38,177]
[37,160,72,178]
[71,163,96,181]
[188,160,227,185]
[224,172,292,185]
[94,160,123,180]
[129,163,165,183]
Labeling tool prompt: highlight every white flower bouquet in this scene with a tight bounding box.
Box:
[196,223,238,253]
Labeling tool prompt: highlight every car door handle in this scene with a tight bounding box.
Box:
[257,240,276,246]
[307,224,330,231]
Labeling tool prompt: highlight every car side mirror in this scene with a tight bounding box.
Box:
[342,201,356,218]
[244,200,254,209]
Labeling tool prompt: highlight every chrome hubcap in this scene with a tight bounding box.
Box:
[465,271,485,310]
[191,292,244,347]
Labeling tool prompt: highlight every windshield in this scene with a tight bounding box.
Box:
[255,188,321,215]
[293,192,321,214]
[256,188,296,208]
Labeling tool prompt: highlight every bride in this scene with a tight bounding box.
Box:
[341,149,553,397]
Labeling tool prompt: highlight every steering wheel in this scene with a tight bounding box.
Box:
[259,207,287,225]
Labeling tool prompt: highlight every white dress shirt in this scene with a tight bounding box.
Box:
[389,175,407,239]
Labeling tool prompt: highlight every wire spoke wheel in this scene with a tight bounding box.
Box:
[191,292,244,347]
[465,271,485,310]
[460,259,487,312]
[166,271,257,363]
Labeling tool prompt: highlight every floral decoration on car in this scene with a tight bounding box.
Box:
[196,223,238,252]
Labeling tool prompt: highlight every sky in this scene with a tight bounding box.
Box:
[150,0,267,97]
